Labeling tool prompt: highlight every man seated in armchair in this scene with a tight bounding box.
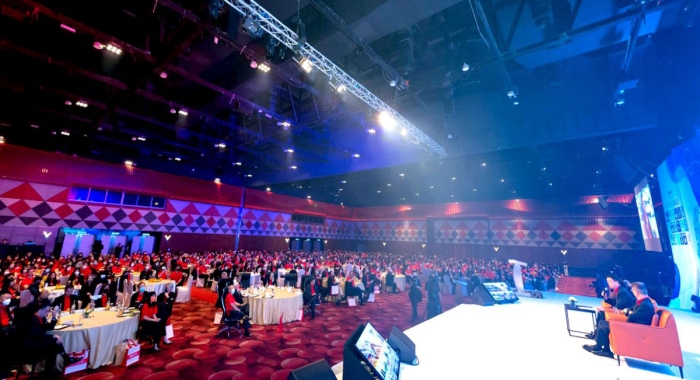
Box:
[583,281,655,358]
[585,273,635,339]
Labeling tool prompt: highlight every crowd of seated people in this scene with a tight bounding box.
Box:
[0,245,564,377]
[0,250,191,377]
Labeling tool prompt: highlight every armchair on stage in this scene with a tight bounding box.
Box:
[609,309,684,378]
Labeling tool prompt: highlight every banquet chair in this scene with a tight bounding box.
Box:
[216,291,243,338]
[284,274,298,288]
[175,275,193,303]
[240,273,251,289]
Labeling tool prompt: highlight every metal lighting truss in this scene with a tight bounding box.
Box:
[224,0,448,158]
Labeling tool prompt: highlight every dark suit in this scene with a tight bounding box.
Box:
[597,286,636,323]
[385,273,397,293]
[51,294,78,312]
[22,315,65,371]
[303,281,320,319]
[594,298,655,351]
[130,291,147,308]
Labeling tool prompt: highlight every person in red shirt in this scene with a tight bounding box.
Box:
[139,292,165,351]
[0,293,14,327]
[130,282,147,308]
[223,284,250,337]
[169,268,183,286]
[158,266,169,280]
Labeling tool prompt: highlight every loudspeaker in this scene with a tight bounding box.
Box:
[472,284,496,306]
[287,359,336,380]
[388,325,419,365]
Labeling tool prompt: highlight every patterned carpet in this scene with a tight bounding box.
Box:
[555,276,597,298]
[57,290,459,380]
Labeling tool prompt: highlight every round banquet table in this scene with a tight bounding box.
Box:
[144,280,175,295]
[381,273,407,292]
[245,287,303,325]
[51,309,139,369]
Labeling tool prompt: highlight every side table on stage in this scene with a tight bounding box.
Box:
[564,303,596,337]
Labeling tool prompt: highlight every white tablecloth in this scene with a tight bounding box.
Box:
[381,274,406,292]
[245,287,303,325]
[144,280,175,295]
[51,309,139,369]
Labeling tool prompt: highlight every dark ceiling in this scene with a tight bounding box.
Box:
[0,0,698,207]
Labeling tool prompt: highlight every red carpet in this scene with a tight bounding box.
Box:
[54,290,459,380]
[556,276,597,298]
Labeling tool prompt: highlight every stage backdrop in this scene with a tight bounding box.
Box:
[657,130,700,310]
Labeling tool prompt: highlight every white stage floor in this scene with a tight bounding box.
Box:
[336,293,700,380]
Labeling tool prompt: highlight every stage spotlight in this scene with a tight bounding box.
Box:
[462,63,470,72]
[400,128,408,136]
[216,142,226,149]
[170,109,177,114]
[390,79,397,87]
[258,62,270,72]
[290,165,297,169]
[234,162,242,166]
[352,153,360,158]
[178,109,188,116]
[159,71,168,79]
[250,60,258,69]
[214,178,221,184]
[378,111,397,130]
[60,131,70,136]
[105,43,122,55]
[0,136,5,144]
[174,157,181,161]
[507,90,517,99]
[64,100,72,106]
[75,101,88,108]
[368,128,376,134]
[266,187,271,192]
[298,57,313,73]
[336,83,346,93]
[137,136,146,141]
[242,16,264,38]
[124,160,134,167]
[93,42,104,50]
[307,195,311,199]
[284,148,294,153]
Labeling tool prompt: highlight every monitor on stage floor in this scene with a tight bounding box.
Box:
[482,282,519,304]
[343,322,401,380]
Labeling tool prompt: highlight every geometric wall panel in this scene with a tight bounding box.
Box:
[0,180,353,240]
[354,220,427,243]
[434,217,642,250]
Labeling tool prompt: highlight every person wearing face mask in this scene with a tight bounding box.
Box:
[68,268,85,287]
[139,292,165,352]
[141,264,154,281]
[0,293,15,328]
[80,274,98,306]
[130,282,148,308]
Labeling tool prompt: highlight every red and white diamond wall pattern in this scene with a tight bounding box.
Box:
[0,180,352,239]
[354,220,427,243]
[433,218,641,250]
